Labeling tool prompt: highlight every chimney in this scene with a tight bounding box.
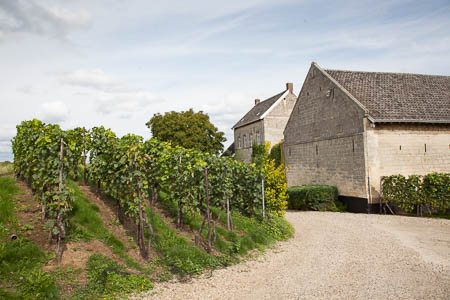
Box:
[255,98,260,105]
[286,82,293,93]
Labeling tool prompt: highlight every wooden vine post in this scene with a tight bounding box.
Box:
[176,152,183,228]
[56,137,66,263]
[82,127,88,184]
[135,152,150,259]
[135,152,155,259]
[262,177,265,218]
[226,194,231,231]
[205,167,212,254]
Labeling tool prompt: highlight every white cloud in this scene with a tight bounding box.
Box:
[61,68,163,119]
[61,69,122,91]
[0,0,91,41]
[0,125,16,142]
[39,101,70,123]
[96,91,162,119]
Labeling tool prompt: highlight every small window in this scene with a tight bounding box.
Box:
[326,88,334,100]
[256,131,260,145]
[238,136,241,149]
[288,147,291,156]
[316,145,318,155]
[425,144,427,153]
[243,135,247,148]
[352,139,355,153]
[250,133,253,147]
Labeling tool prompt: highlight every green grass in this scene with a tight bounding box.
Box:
[67,182,142,271]
[0,161,13,176]
[0,176,19,225]
[146,206,224,275]
[157,190,294,258]
[0,176,59,299]
[70,253,152,299]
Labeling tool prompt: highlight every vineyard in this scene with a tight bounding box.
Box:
[3,118,292,298]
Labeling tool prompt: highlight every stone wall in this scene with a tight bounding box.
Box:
[283,64,368,198]
[234,120,264,163]
[366,123,450,203]
[264,92,297,147]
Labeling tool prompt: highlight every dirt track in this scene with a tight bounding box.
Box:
[136,211,450,300]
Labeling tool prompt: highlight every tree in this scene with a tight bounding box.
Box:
[146,109,226,155]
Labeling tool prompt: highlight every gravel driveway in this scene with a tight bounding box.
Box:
[136,212,450,300]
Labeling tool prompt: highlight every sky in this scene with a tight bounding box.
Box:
[1,0,449,161]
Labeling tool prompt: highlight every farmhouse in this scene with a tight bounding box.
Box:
[283,62,450,212]
[232,83,297,163]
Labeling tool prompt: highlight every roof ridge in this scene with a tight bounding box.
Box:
[324,68,450,78]
[255,90,286,105]
[231,89,288,129]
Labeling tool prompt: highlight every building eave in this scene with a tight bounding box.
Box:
[371,118,450,124]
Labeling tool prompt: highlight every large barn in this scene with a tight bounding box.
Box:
[283,62,450,212]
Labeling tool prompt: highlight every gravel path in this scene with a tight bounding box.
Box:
[136,212,450,300]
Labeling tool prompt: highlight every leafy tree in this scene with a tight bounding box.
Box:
[146,109,226,155]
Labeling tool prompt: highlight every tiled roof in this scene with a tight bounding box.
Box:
[324,69,450,122]
[232,90,286,129]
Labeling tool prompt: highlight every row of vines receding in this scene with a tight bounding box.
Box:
[12,119,281,260]
[381,173,450,215]
[12,119,78,262]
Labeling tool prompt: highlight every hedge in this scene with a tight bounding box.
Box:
[381,172,449,214]
[287,185,339,211]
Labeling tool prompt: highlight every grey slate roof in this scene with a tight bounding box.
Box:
[232,91,286,129]
[324,69,450,122]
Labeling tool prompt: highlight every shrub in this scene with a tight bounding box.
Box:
[287,185,339,211]
[252,142,288,216]
[382,172,449,214]
[264,158,288,215]
[268,142,283,168]
[423,172,450,212]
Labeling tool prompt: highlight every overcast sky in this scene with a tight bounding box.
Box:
[1,0,449,161]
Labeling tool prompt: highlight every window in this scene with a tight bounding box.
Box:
[250,133,253,147]
[238,135,241,149]
[243,135,247,148]
[256,131,260,145]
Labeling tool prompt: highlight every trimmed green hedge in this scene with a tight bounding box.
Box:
[381,172,449,214]
[287,185,339,211]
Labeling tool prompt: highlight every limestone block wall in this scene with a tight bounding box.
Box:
[234,120,264,163]
[366,123,450,202]
[285,134,367,198]
[264,93,297,147]
[284,64,368,198]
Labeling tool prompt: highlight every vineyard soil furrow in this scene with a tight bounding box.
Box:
[136,211,450,300]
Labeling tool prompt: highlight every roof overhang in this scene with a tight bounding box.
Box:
[232,89,290,130]
[369,118,450,124]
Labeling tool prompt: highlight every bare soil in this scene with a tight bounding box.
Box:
[77,183,152,265]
